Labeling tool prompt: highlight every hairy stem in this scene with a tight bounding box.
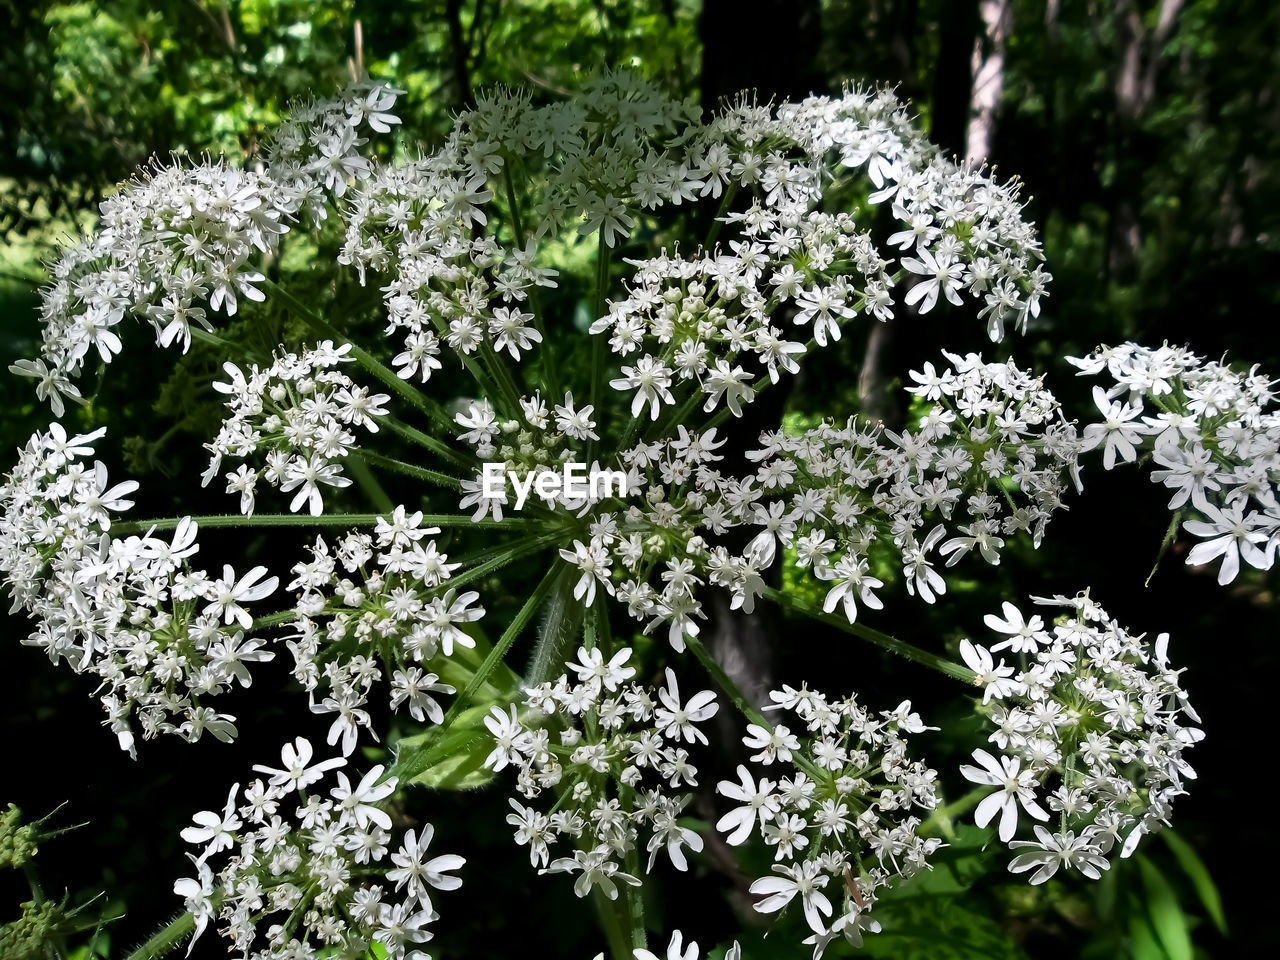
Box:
[360,450,463,491]
[762,587,976,684]
[391,560,563,781]
[261,278,455,432]
[122,912,195,960]
[503,165,561,397]
[587,232,611,464]
[382,417,475,471]
[682,631,829,784]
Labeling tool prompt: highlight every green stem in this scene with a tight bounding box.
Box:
[762,588,976,684]
[382,417,474,471]
[261,278,455,433]
[1146,508,1183,587]
[587,233,610,464]
[21,863,68,960]
[111,513,386,536]
[189,325,238,353]
[503,166,560,397]
[391,560,563,781]
[621,790,646,950]
[116,512,530,538]
[920,786,987,841]
[347,453,395,514]
[481,340,525,414]
[441,531,561,593]
[591,884,632,960]
[251,610,297,631]
[703,181,739,249]
[122,912,195,960]
[682,631,828,784]
[360,450,463,491]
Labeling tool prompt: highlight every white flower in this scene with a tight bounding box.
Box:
[483,705,531,772]
[280,453,353,516]
[814,554,883,623]
[742,722,800,764]
[635,931,740,960]
[1080,385,1145,470]
[653,668,719,745]
[749,860,833,933]
[181,784,242,863]
[960,748,1049,842]
[204,564,279,629]
[983,602,1047,654]
[902,247,965,314]
[331,764,397,831]
[387,824,466,908]
[715,764,779,845]
[1007,826,1109,884]
[1183,502,1275,584]
[542,845,642,900]
[559,539,615,606]
[612,356,676,420]
[554,392,599,441]
[251,736,346,793]
[172,857,214,953]
[76,461,139,528]
[959,638,1024,703]
[569,645,637,695]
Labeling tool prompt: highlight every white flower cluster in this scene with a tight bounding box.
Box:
[739,352,1082,614]
[175,736,462,960]
[1071,341,1279,584]
[263,80,403,218]
[203,340,391,516]
[716,688,940,957]
[483,646,718,900]
[284,506,482,755]
[453,390,622,521]
[339,73,1048,420]
[12,82,400,415]
[598,86,1052,421]
[959,593,1201,885]
[0,424,279,755]
[551,352,1079,659]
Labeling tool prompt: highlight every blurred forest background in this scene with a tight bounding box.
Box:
[2,1,1278,958]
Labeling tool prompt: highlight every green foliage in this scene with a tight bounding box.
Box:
[858,826,1030,960]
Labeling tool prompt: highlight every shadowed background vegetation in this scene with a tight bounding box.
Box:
[2,1,1277,958]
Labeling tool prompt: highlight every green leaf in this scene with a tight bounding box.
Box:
[405,707,500,791]
[1130,911,1167,960]
[1162,830,1227,935]
[524,564,584,685]
[857,895,1030,960]
[410,731,496,790]
[1138,854,1193,960]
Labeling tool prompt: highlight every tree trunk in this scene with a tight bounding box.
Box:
[966,0,1012,168]
[1109,0,1185,275]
